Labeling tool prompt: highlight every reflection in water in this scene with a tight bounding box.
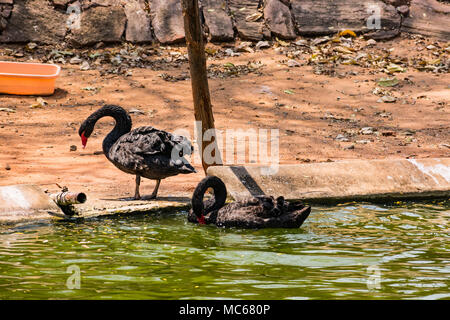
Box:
[0,200,448,300]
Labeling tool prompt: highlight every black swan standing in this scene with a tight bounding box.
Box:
[188,176,311,228]
[78,105,196,200]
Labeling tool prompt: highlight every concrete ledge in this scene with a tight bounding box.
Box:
[207,158,450,203]
[76,199,190,220]
[0,184,190,226]
[0,185,65,225]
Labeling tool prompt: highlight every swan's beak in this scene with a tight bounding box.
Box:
[81,132,88,149]
[197,215,206,225]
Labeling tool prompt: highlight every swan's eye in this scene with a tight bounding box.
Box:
[179,150,183,157]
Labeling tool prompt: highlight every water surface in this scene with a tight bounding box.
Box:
[0,200,448,300]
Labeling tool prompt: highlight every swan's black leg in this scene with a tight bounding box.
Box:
[134,175,141,200]
[149,179,161,199]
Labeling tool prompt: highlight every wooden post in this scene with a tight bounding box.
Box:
[181,0,221,174]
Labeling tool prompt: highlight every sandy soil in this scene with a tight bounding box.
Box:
[0,34,448,201]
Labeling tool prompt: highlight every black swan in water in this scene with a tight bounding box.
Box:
[188,176,311,228]
[78,105,196,199]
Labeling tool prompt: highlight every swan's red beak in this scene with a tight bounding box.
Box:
[197,215,206,225]
[81,132,88,149]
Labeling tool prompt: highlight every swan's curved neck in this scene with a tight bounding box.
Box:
[86,105,132,156]
[191,176,227,222]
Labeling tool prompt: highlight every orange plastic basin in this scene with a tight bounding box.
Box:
[0,61,61,95]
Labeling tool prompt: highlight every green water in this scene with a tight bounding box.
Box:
[0,201,448,300]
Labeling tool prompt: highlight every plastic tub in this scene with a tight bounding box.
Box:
[0,61,61,95]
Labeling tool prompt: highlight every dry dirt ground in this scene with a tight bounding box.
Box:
[0,34,449,201]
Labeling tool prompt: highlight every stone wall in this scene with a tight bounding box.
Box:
[0,0,447,46]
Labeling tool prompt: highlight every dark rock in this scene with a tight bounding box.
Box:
[0,16,6,31]
[383,0,410,7]
[228,0,270,41]
[396,5,410,16]
[51,0,72,9]
[402,0,450,40]
[0,0,66,44]
[264,0,296,39]
[124,0,153,43]
[67,6,126,46]
[0,4,12,18]
[201,0,234,42]
[149,0,185,44]
[291,0,401,40]
[80,0,112,10]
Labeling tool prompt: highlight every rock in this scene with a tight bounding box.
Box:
[344,144,355,150]
[67,6,126,46]
[80,61,90,70]
[264,0,296,39]
[379,95,397,103]
[287,59,300,67]
[70,145,77,152]
[0,0,66,44]
[291,0,401,40]
[225,48,239,56]
[396,5,410,16]
[0,16,6,31]
[383,0,410,7]
[255,40,270,50]
[236,41,254,53]
[80,0,111,10]
[402,0,450,41]
[360,127,375,135]
[51,0,72,9]
[201,0,234,42]
[150,0,185,44]
[124,0,153,43]
[228,0,270,41]
[0,3,12,18]
[336,134,350,142]
[5,163,10,170]
[294,39,308,46]
[69,56,82,64]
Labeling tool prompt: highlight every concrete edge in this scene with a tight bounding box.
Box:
[0,200,191,228]
[207,158,450,203]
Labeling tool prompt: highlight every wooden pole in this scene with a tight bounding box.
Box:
[181,0,221,174]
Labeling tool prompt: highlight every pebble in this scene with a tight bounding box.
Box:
[335,134,350,142]
[378,95,397,103]
[360,127,374,135]
[69,56,82,64]
[287,59,300,67]
[80,61,90,71]
[255,41,270,50]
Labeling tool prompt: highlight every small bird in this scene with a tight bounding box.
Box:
[188,176,311,228]
[78,105,196,200]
